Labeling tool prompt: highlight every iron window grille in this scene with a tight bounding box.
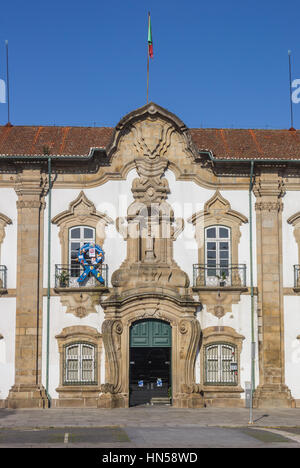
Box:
[0,265,7,289]
[63,342,97,385]
[204,343,238,386]
[294,265,300,288]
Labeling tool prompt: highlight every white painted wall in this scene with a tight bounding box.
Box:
[284,296,300,400]
[282,191,300,287]
[0,190,17,400]
[43,169,138,289]
[42,170,138,397]
[0,298,16,399]
[42,296,106,398]
[41,169,262,400]
[0,189,17,289]
[166,170,257,287]
[0,167,298,404]
[195,295,259,398]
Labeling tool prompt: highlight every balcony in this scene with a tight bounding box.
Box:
[193,264,247,289]
[55,264,108,290]
[0,265,7,291]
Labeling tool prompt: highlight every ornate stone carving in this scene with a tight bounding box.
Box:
[200,290,243,318]
[52,191,113,264]
[110,117,190,292]
[101,319,124,397]
[287,212,300,271]
[98,294,203,409]
[60,292,100,318]
[188,190,248,256]
[255,201,283,212]
[98,107,203,409]
[0,213,12,260]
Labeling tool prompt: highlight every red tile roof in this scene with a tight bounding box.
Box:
[190,128,300,160]
[0,125,113,157]
[1,125,300,160]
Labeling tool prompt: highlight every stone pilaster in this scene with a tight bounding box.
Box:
[253,171,294,408]
[6,170,49,408]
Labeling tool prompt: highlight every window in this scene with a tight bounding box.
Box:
[205,343,237,385]
[69,226,95,277]
[64,342,97,385]
[205,226,231,281]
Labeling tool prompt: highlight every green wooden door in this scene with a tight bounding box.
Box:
[130,320,171,347]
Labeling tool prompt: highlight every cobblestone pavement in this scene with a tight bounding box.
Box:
[0,407,299,448]
[0,406,299,428]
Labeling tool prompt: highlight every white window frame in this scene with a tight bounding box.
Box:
[69,226,95,265]
[205,225,231,285]
[205,343,237,385]
[68,226,96,281]
[64,342,97,385]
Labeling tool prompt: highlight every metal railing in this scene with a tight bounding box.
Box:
[0,265,7,289]
[193,264,246,288]
[294,265,300,288]
[55,264,108,288]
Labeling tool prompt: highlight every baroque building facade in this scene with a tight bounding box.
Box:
[0,103,299,409]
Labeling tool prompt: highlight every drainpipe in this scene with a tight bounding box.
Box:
[249,161,255,424]
[46,156,52,404]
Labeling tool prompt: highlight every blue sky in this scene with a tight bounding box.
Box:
[0,0,299,129]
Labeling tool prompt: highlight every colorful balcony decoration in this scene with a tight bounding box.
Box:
[77,243,105,285]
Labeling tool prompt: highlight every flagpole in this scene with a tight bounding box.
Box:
[147,12,150,104]
[288,50,294,129]
[5,40,10,124]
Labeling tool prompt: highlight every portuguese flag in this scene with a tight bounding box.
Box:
[148,13,153,59]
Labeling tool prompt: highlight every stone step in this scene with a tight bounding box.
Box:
[150,397,171,406]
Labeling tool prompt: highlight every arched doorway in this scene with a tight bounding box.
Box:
[129,319,172,407]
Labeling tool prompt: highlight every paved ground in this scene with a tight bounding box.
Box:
[0,406,299,448]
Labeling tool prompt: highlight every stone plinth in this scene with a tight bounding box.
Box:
[6,385,49,409]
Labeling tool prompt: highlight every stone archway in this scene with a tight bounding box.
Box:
[97,293,204,409]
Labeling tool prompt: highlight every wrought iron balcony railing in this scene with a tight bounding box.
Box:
[55,264,108,288]
[0,265,7,290]
[294,265,300,288]
[193,264,246,288]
